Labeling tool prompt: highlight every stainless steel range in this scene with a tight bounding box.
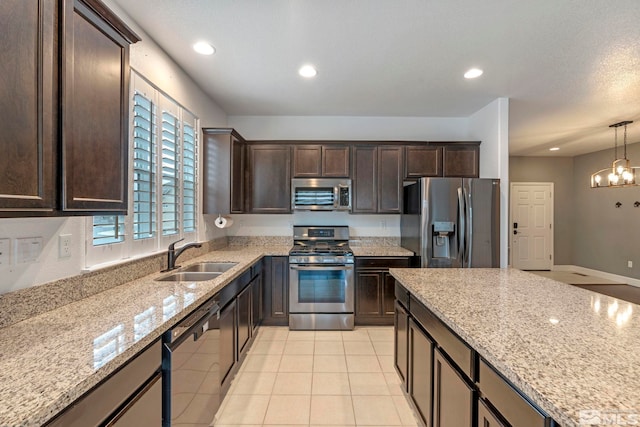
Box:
[289,226,354,330]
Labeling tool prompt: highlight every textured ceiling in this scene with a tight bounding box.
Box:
[112,0,640,156]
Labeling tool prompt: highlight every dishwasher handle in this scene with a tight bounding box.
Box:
[170,300,220,346]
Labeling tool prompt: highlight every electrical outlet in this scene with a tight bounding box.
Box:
[0,238,10,266]
[628,260,633,268]
[59,234,72,258]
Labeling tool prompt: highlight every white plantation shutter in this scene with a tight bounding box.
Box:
[182,113,197,233]
[132,91,156,240]
[161,109,180,237]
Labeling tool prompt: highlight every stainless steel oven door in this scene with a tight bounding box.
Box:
[289,264,354,313]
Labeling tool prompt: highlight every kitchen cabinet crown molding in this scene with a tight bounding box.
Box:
[78,0,140,43]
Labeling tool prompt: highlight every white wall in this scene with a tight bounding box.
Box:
[467,98,510,268]
[228,116,469,141]
[0,4,228,295]
[224,213,400,238]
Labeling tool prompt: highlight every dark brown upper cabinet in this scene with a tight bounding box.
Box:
[442,143,479,177]
[377,146,403,212]
[405,145,443,179]
[0,0,57,215]
[202,128,246,214]
[247,144,291,213]
[352,146,377,213]
[60,0,138,213]
[352,145,403,214]
[0,0,139,217]
[292,144,350,178]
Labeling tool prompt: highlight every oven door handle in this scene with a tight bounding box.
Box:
[290,265,353,271]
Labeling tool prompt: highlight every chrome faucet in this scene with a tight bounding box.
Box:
[163,238,202,272]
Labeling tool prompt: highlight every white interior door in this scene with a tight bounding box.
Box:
[510,183,553,270]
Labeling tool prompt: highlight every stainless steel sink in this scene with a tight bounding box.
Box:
[180,262,238,273]
[155,271,223,282]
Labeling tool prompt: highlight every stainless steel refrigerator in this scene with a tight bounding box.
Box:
[401,177,500,268]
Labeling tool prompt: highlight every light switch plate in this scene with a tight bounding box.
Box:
[0,239,10,266]
[15,237,43,264]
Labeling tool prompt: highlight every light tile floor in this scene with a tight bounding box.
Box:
[213,326,420,426]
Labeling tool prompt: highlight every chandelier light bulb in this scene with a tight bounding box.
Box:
[623,170,633,181]
[609,173,619,184]
[594,175,602,184]
[617,165,625,174]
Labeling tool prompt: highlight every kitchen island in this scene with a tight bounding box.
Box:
[390,268,640,427]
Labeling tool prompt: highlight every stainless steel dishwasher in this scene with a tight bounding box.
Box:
[162,297,221,427]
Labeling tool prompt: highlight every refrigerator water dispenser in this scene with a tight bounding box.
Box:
[432,221,455,259]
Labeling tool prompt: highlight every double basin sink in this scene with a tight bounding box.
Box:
[155,262,238,282]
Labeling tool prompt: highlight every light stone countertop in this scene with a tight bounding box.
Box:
[351,246,414,257]
[0,245,290,427]
[389,267,640,427]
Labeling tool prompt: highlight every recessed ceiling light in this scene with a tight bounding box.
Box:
[193,41,215,55]
[298,65,317,78]
[464,68,483,79]
[549,147,560,151]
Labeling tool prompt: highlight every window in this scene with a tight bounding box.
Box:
[86,72,199,267]
[92,215,125,246]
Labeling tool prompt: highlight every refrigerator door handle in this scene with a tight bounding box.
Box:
[457,187,465,265]
[464,186,472,267]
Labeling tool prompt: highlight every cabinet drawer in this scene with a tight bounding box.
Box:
[356,257,410,269]
[478,359,550,427]
[410,296,474,380]
[48,340,161,427]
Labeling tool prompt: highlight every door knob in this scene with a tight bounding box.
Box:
[513,230,518,235]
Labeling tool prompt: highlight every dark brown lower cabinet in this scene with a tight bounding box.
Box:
[252,270,263,333]
[219,300,236,388]
[477,399,506,427]
[263,256,289,326]
[409,318,434,427]
[47,341,161,426]
[394,301,409,388]
[433,348,474,427]
[237,285,252,355]
[356,257,409,325]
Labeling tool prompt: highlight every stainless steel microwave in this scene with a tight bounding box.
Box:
[291,178,352,211]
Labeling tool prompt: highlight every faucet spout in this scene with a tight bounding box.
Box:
[162,239,203,272]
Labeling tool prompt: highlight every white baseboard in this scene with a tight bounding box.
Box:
[552,265,640,288]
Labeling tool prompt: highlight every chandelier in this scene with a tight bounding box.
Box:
[590,120,639,188]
